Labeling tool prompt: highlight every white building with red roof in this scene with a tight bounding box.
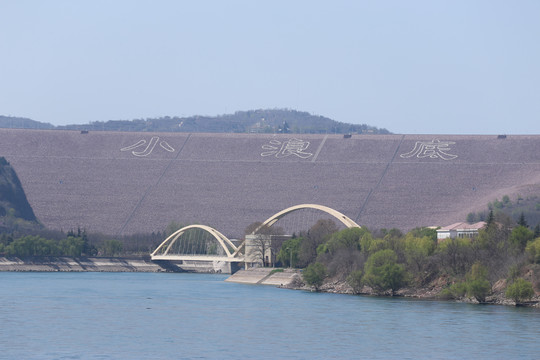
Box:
[436,221,487,242]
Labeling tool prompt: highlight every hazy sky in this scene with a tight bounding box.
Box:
[1,1,539,134]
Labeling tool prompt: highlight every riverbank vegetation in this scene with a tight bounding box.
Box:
[0,227,163,258]
[279,212,540,305]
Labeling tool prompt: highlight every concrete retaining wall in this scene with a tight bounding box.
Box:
[0,256,166,272]
[225,268,301,286]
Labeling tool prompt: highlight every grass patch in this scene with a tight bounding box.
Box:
[269,268,285,275]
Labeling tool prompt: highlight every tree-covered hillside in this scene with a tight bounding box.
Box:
[467,194,540,231]
[0,116,54,130]
[287,219,540,304]
[1,110,390,134]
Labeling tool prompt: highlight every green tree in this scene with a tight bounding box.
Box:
[507,264,520,283]
[493,199,503,209]
[0,233,13,247]
[465,262,491,303]
[440,282,468,300]
[101,239,123,256]
[346,269,364,294]
[509,225,534,251]
[517,212,528,227]
[277,237,302,268]
[359,232,386,255]
[59,236,85,257]
[408,227,437,242]
[362,249,407,296]
[525,238,540,263]
[318,227,364,255]
[5,235,59,256]
[298,219,338,267]
[403,234,435,280]
[303,262,327,290]
[505,278,535,304]
[466,212,477,224]
[486,210,495,226]
[467,279,491,303]
[437,237,473,275]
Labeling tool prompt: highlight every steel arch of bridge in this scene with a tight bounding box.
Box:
[252,203,361,234]
[151,224,240,258]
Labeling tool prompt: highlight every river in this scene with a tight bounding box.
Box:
[1,272,539,359]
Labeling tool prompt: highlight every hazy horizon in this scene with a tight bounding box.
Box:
[1,1,539,135]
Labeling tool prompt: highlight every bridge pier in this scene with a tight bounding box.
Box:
[151,259,185,273]
[229,261,243,274]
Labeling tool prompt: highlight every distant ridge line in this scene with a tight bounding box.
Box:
[0,110,390,135]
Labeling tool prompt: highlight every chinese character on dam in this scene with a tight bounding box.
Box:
[121,136,175,157]
[261,138,313,159]
[400,139,458,160]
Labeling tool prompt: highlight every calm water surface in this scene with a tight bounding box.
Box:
[1,272,539,359]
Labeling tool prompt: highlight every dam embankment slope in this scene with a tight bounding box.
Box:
[1,129,539,238]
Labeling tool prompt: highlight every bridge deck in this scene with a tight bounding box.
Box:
[151,255,245,262]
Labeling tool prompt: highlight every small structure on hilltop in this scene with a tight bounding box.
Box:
[437,221,486,242]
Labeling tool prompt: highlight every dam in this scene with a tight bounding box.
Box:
[0,129,539,239]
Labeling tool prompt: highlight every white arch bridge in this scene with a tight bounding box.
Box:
[150,204,360,272]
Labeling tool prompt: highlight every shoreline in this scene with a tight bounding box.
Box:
[282,277,540,308]
[3,258,539,308]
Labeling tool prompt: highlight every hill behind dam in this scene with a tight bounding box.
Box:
[1,129,539,239]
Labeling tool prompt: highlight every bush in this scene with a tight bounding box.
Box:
[269,268,284,275]
[507,264,520,282]
[59,236,85,257]
[277,237,302,268]
[303,262,327,290]
[437,237,473,276]
[466,212,477,223]
[5,235,59,256]
[362,249,407,296]
[465,262,491,303]
[346,269,364,294]
[101,239,123,256]
[404,234,435,282]
[319,227,364,255]
[441,282,468,300]
[466,278,491,303]
[509,226,534,251]
[505,278,535,304]
[525,238,540,263]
